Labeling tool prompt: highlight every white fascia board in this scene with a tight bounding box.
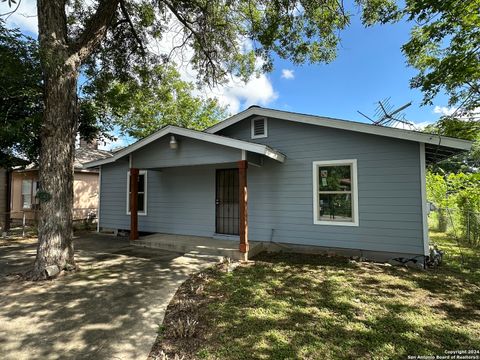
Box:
[174,127,285,162]
[83,125,285,169]
[206,107,472,151]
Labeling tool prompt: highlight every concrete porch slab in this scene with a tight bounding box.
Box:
[132,233,264,261]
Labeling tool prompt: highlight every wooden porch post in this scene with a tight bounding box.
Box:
[130,168,139,240]
[238,160,249,253]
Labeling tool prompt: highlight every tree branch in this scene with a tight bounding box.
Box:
[119,0,146,56]
[0,0,21,19]
[70,0,120,62]
[162,0,220,84]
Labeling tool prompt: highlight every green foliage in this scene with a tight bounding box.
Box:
[426,171,480,245]
[84,64,227,139]
[0,21,114,162]
[77,0,399,87]
[0,20,42,164]
[397,0,480,113]
[426,172,448,208]
[425,116,480,173]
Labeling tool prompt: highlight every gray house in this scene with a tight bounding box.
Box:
[85,106,471,266]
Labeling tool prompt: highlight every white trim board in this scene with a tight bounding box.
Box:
[206,107,472,151]
[420,143,430,256]
[97,167,102,232]
[83,125,285,168]
[126,170,148,216]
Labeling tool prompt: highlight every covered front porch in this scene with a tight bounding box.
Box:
[120,126,285,260]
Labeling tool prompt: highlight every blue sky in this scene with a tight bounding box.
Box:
[268,16,448,126]
[2,1,453,148]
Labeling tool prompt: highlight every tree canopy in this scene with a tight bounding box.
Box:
[397,0,480,116]
[0,20,42,164]
[425,117,480,174]
[0,19,227,162]
[83,64,227,139]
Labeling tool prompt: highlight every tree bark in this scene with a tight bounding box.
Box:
[29,0,79,280]
[28,0,120,280]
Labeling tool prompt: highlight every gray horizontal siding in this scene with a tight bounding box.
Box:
[132,135,241,169]
[99,115,424,256]
[100,161,218,237]
[218,116,424,255]
[99,159,129,230]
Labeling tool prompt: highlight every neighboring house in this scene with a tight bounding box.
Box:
[10,141,112,223]
[85,106,471,265]
[1,155,28,232]
[0,166,8,232]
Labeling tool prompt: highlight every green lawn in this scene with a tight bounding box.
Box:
[153,232,480,360]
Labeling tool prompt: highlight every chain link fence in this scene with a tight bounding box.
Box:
[429,207,480,247]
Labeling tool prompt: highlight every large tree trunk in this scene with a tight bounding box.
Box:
[29,0,80,280]
[31,68,78,280]
[28,0,118,280]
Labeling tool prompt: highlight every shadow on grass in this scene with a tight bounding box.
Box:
[198,246,480,360]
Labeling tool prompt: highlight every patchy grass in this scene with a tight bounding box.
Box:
[151,232,480,360]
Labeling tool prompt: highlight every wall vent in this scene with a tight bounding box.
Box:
[251,117,267,139]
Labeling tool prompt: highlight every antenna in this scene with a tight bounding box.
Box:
[358,99,416,130]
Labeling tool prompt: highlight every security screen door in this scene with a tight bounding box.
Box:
[215,169,239,235]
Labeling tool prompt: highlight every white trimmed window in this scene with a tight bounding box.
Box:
[21,179,39,209]
[126,170,147,215]
[251,117,268,139]
[313,160,359,226]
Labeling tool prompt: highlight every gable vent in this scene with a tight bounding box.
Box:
[251,117,267,139]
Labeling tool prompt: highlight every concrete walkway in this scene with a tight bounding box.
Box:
[0,232,217,360]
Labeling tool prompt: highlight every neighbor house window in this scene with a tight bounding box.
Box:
[251,117,268,139]
[21,179,38,209]
[126,170,147,215]
[313,160,358,226]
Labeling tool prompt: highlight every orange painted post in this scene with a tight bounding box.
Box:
[238,160,249,253]
[130,168,139,240]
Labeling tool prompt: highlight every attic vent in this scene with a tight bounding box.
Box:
[251,117,268,139]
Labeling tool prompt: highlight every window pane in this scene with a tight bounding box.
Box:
[138,194,145,212]
[22,180,32,195]
[128,172,146,213]
[22,195,32,209]
[318,193,352,222]
[138,174,145,193]
[318,165,351,191]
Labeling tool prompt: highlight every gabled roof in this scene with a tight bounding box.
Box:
[83,125,286,168]
[13,147,112,172]
[206,106,472,163]
[74,147,112,169]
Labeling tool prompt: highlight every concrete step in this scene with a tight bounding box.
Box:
[131,234,264,261]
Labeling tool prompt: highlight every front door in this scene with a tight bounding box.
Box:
[215,168,239,235]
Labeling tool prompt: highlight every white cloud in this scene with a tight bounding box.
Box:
[209,74,278,114]
[433,105,457,117]
[4,5,279,115]
[413,121,435,130]
[433,105,480,121]
[2,0,38,34]
[148,18,278,114]
[281,69,295,80]
[389,121,420,131]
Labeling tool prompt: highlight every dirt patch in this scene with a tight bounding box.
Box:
[149,261,241,359]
